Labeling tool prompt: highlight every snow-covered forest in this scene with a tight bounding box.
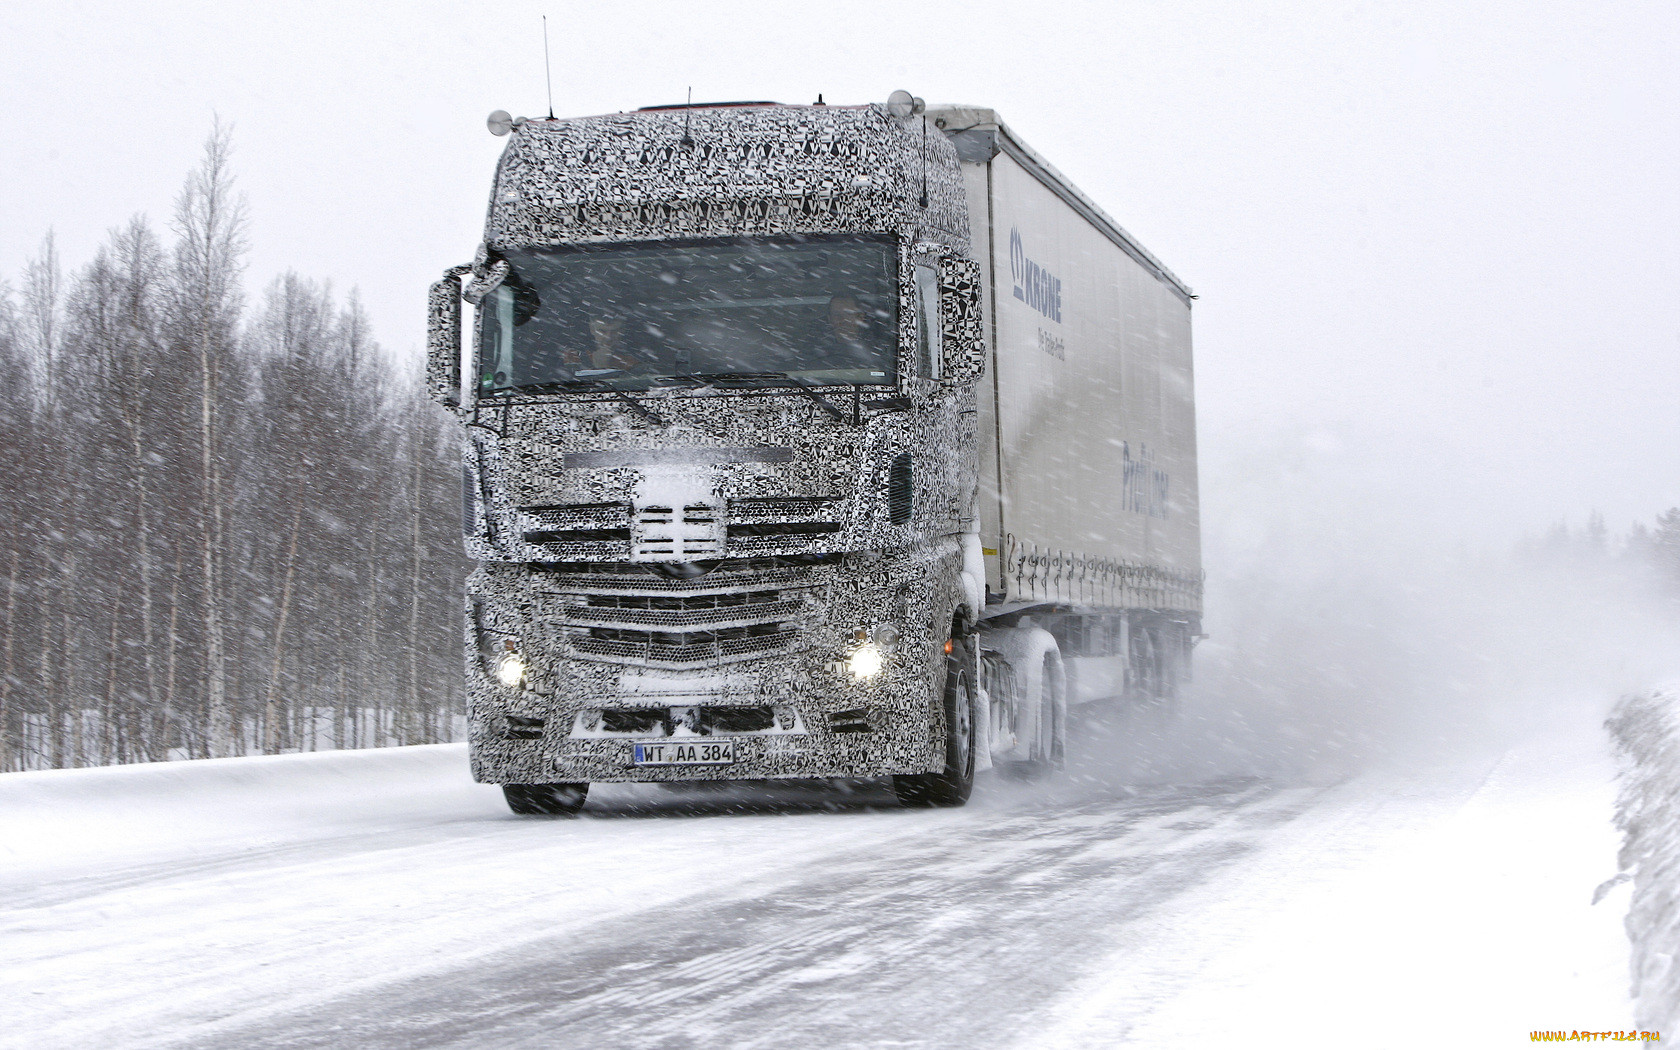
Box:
[1518,511,1680,579]
[0,125,466,771]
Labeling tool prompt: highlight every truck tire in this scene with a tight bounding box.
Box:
[980,626,1066,780]
[503,782,589,816]
[1008,651,1067,778]
[893,636,976,808]
[1129,628,1160,700]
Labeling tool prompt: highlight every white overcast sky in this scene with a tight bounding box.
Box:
[2,0,1675,550]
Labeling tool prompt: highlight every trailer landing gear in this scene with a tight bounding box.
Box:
[504,782,589,816]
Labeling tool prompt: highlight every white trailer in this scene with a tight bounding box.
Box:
[934,106,1202,722]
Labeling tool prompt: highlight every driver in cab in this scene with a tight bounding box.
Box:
[582,313,642,374]
[820,295,878,369]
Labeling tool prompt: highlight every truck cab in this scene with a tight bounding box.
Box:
[429,100,991,811]
[428,97,1202,815]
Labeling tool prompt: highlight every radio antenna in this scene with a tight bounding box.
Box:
[680,86,694,148]
[542,16,555,119]
[919,116,929,209]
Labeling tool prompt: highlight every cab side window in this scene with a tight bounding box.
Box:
[480,284,516,391]
[913,264,942,381]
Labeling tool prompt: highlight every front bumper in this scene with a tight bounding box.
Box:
[465,549,960,784]
[470,701,939,784]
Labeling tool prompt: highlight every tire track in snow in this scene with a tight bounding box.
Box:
[168,779,1311,1050]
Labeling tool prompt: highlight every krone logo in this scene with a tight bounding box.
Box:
[1009,227,1062,323]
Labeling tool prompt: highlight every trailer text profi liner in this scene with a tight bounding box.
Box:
[426,95,1201,814]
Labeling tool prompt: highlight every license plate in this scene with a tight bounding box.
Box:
[632,740,736,766]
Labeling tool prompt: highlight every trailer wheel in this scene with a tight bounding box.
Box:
[1160,626,1181,701]
[503,782,589,816]
[1129,628,1161,700]
[893,636,977,808]
[1007,650,1066,779]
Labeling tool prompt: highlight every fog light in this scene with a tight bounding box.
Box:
[874,624,900,652]
[496,653,525,688]
[848,643,884,679]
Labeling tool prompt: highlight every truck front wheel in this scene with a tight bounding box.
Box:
[893,637,977,808]
[503,782,589,816]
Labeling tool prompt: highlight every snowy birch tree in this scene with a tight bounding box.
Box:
[168,120,247,758]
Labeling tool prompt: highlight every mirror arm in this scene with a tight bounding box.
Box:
[464,260,509,306]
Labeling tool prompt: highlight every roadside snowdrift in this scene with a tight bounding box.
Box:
[1608,686,1680,1037]
[0,742,492,893]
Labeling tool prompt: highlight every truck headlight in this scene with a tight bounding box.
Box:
[848,643,884,679]
[496,652,526,688]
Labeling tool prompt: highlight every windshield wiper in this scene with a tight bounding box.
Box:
[682,372,850,423]
[776,373,849,424]
[497,379,665,426]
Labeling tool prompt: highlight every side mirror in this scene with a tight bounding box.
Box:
[427,267,468,409]
[939,254,986,385]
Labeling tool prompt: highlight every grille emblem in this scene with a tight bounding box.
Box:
[632,502,725,560]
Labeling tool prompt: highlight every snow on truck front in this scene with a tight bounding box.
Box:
[425,101,989,802]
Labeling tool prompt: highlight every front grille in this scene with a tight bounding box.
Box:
[545,560,822,668]
[567,594,803,631]
[519,496,846,560]
[531,559,836,593]
[525,528,631,543]
[521,502,632,554]
[725,496,844,555]
[585,590,785,610]
[585,623,789,646]
[727,522,841,537]
[524,501,631,524]
[573,624,798,666]
[730,497,840,521]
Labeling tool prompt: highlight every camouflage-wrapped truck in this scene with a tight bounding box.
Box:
[426,95,1201,814]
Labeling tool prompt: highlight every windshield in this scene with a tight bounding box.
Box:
[478,235,898,393]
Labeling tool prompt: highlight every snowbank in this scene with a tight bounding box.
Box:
[0,742,494,893]
[1607,686,1680,1036]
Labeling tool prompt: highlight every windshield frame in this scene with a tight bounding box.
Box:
[473,232,903,397]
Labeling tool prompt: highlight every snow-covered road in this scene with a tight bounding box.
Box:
[0,703,1632,1049]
